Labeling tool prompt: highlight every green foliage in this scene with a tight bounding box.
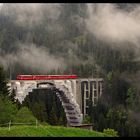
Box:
[106,71,113,91]
[48,98,58,125]
[83,115,92,124]
[24,89,67,126]
[73,35,87,46]
[106,107,128,136]
[107,71,113,82]
[0,66,9,97]
[124,117,140,137]
[30,101,47,122]
[0,65,18,124]
[103,128,119,137]
[0,97,18,124]
[13,107,37,123]
[105,70,130,106]
[125,87,136,108]
[9,89,16,103]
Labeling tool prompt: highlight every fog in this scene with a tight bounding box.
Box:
[86,4,140,47]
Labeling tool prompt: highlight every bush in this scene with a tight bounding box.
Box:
[83,115,91,124]
[103,128,119,137]
[0,97,18,124]
[13,107,37,123]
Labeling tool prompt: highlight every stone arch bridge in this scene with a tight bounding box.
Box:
[8,78,103,126]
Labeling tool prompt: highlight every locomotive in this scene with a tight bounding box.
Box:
[16,75,78,80]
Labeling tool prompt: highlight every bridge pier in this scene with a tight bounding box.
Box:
[78,79,103,116]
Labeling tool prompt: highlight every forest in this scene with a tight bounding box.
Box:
[0,3,140,136]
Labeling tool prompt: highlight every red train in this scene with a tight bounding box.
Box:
[16,75,78,80]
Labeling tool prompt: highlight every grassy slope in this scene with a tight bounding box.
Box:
[0,125,111,137]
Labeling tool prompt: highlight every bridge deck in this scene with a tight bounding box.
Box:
[9,78,103,82]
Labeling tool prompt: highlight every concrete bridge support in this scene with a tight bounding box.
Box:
[78,79,103,116]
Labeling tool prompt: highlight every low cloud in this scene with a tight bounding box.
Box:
[86,4,140,47]
[1,3,61,27]
[0,43,66,73]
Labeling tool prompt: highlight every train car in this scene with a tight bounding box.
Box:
[16,75,78,80]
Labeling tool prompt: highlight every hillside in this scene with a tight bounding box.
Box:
[0,125,111,137]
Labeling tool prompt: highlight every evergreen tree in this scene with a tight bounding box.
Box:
[0,66,9,98]
[48,96,58,125]
[0,96,17,124]
[0,65,18,124]
[13,106,37,123]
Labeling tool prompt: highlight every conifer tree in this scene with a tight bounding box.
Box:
[0,66,9,98]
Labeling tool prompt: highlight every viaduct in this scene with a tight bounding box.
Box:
[8,77,103,126]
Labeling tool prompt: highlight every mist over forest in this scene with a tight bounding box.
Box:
[1,3,140,136]
[0,3,139,77]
